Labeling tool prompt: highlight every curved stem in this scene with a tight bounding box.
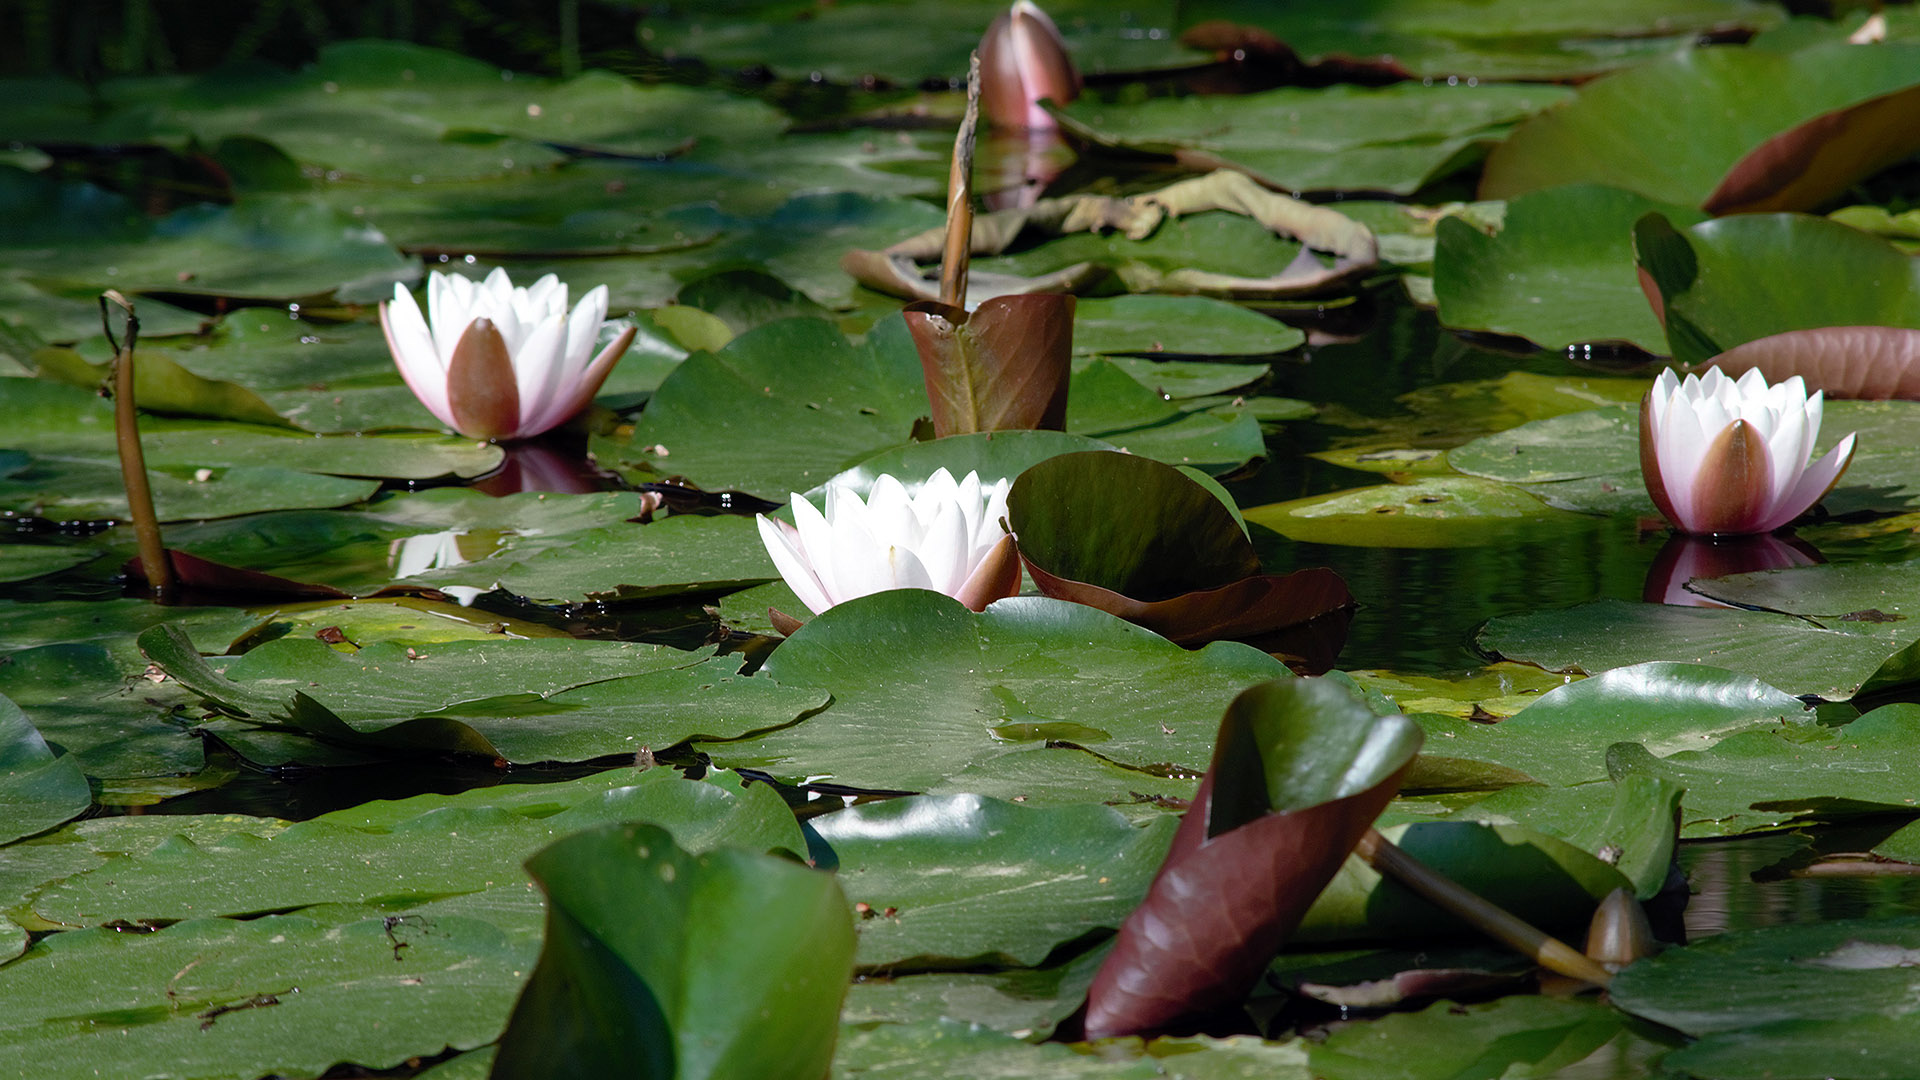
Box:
[939,51,981,308]
[1355,828,1615,987]
[101,291,173,602]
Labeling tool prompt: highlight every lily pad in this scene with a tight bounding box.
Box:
[0,898,539,1080]
[420,513,779,606]
[1057,82,1572,196]
[1414,662,1812,787]
[0,545,95,583]
[1071,295,1304,358]
[810,794,1177,969]
[1242,476,1597,548]
[492,822,853,1080]
[705,590,1289,794]
[1434,184,1707,352]
[0,694,91,845]
[1309,994,1672,1080]
[1609,705,1920,837]
[1480,598,1920,701]
[30,767,799,927]
[1612,915,1920,1079]
[1633,211,1920,369]
[1483,42,1920,213]
[141,627,829,765]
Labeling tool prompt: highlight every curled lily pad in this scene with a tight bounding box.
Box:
[1009,451,1352,654]
[1633,211,1920,369]
[491,823,854,1080]
[1707,326,1920,401]
[1483,42,1920,214]
[1083,678,1421,1038]
[845,171,1376,304]
[902,294,1075,438]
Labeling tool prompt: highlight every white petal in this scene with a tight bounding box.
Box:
[564,285,610,369]
[914,500,973,594]
[1760,433,1856,532]
[791,493,844,603]
[511,313,576,437]
[758,515,834,615]
[381,290,456,428]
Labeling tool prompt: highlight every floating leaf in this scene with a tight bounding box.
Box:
[1483,42,1920,213]
[1632,211,1920,369]
[904,294,1075,438]
[1083,678,1421,1038]
[809,794,1177,968]
[492,822,853,1080]
[1009,451,1352,649]
[1434,184,1706,352]
[0,693,90,845]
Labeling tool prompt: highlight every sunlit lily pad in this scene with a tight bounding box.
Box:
[1434,184,1706,351]
[1309,994,1673,1079]
[810,794,1177,968]
[142,628,829,765]
[1071,295,1304,358]
[30,767,797,926]
[1243,476,1597,548]
[704,590,1288,794]
[1610,704,1920,837]
[0,694,91,845]
[1480,599,1920,701]
[1634,211,1920,369]
[1484,42,1920,213]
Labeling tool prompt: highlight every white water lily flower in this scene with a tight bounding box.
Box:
[1640,367,1856,536]
[757,468,1022,616]
[380,268,636,442]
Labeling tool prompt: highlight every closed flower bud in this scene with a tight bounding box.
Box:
[979,0,1081,132]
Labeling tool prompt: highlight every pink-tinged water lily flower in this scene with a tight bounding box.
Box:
[979,0,1081,132]
[1641,367,1856,536]
[757,468,1021,618]
[380,268,636,442]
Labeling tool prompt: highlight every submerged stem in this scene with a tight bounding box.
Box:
[1355,828,1615,987]
[939,51,981,308]
[101,290,174,602]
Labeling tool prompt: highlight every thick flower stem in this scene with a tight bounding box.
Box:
[940,52,982,308]
[1355,828,1615,987]
[101,291,174,602]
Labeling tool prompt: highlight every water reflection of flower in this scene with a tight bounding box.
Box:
[1641,367,1855,536]
[1643,532,1822,608]
[380,268,635,442]
[390,530,497,605]
[472,440,608,497]
[757,468,1021,616]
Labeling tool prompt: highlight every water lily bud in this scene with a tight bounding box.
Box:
[979,0,1081,131]
[379,268,636,442]
[1584,887,1655,969]
[1639,366,1857,536]
[756,469,1020,616]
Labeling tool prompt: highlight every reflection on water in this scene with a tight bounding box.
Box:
[1642,532,1822,608]
[1678,830,1920,940]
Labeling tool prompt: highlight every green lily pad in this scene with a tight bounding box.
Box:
[0,544,95,583]
[842,945,1108,1039]
[1056,82,1572,196]
[1071,295,1303,359]
[1434,184,1707,351]
[1415,662,1811,787]
[0,897,540,1080]
[30,767,799,927]
[1309,994,1672,1080]
[1480,598,1920,701]
[1447,773,1686,899]
[810,794,1178,968]
[1609,705,1920,837]
[1296,819,1633,945]
[642,0,1196,85]
[0,172,416,304]
[420,513,778,606]
[1242,476,1597,548]
[141,627,829,765]
[834,1018,1162,1079]
[1612,915,1920,1079]
[0,694,90,845]
[1064,360,1268,474]
[492,822,853,1080]
[705,590,1289,794]
[1484,42,1920,212]
[1633,211,1920,368]
[1179,0,1782,80]
[1690,556,1920,622]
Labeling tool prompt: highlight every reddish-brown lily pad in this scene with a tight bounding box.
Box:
[1081,678,1422,1039]
[1705,326,1920,400]
[902,294,1075,439]
[1007,450,1354,653]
